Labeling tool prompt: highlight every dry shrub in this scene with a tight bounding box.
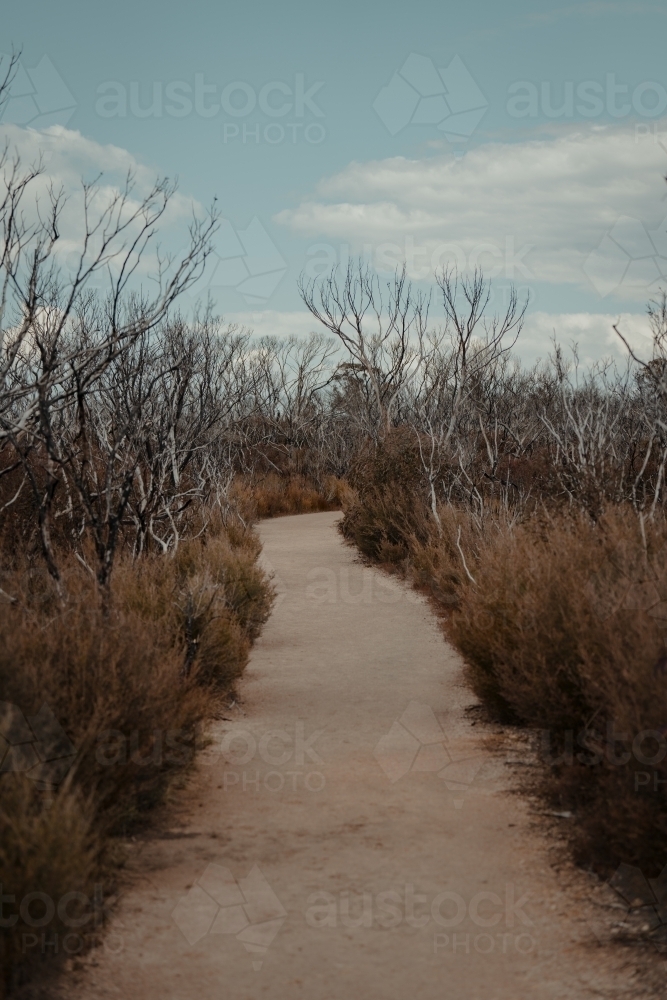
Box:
[341,429,431,561]
[115,526,273,683]
[450,511,667,728]
[339,432,485,599]
[0,518,274,993]
[0,579,210,832]
[342,486,419,562]
[449,509,667,872]
[189,531,274,641]
[407,505,493,605]
[233,473,345,521]
[0,778,99,997]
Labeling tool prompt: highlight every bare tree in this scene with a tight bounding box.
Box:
[410,269,528,527]
[299,260,430,437]
[0,137,218,583]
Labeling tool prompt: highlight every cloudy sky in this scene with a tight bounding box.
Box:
[3,0,667,362]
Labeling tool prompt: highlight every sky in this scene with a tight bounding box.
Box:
[2,0,667,363]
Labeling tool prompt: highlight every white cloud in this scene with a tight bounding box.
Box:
[224,306,653,367]
[520,310,652,364]
[276,123,667,300]
[0,124,202,282]
[0,123,197,212]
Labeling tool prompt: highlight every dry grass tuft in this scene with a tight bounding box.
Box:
[232,473,345,521]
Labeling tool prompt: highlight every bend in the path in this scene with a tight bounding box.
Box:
[64,511,657,1000]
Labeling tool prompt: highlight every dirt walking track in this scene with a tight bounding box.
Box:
[66,511,657,1000]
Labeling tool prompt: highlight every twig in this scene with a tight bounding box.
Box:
[456,525,477,586]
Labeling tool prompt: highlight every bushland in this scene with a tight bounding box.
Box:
[308,263,667,881]
[0,65,274,991]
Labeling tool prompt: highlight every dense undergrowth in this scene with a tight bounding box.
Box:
[0,509,274,995]
[232,472,345,520]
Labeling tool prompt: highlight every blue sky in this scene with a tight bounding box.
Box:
[3,0,667,360]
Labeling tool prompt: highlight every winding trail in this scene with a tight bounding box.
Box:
[67,511,657,999]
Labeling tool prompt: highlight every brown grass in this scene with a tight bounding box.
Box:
[450,509,667,872]
[0,779,100,996]
[232,473,346,521]
[0,517,274,994]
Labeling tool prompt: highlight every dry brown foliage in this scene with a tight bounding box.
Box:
[0,518,274,993]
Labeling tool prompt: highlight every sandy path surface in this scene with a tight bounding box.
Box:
[64,511,660,1000]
